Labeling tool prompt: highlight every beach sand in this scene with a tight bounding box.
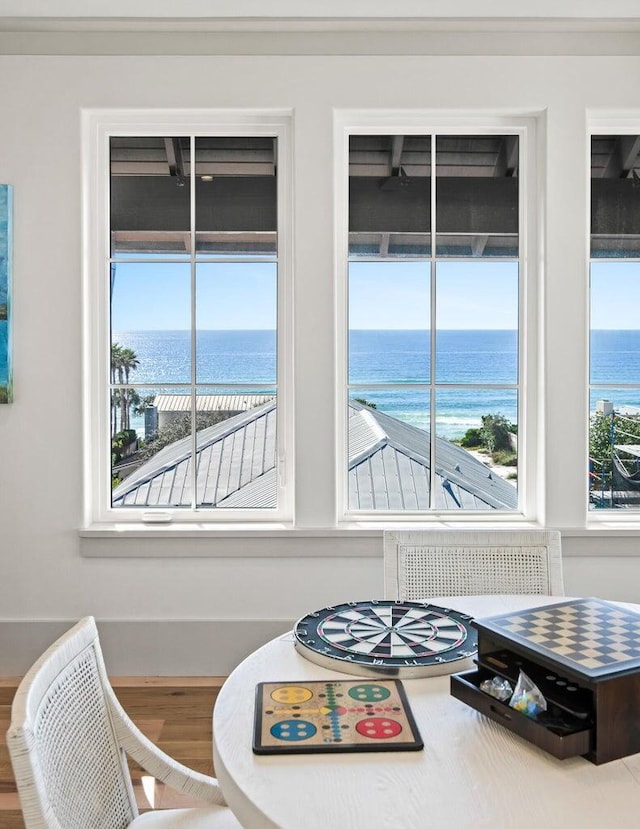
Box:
[467,448,517,487]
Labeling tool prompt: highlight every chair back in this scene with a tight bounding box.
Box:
[7,617,137,829]
[384,529,564,600]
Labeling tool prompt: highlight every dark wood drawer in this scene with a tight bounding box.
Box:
[450,669,593,760]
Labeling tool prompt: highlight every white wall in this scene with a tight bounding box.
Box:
[1,44,640,673]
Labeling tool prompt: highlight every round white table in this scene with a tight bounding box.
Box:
[213,595,640,828]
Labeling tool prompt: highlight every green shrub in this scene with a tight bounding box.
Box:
[112,429,138,463]
[459,427,482,448]
[138,411,228,461]
[480,414,513,452]
[353,398,377,409]
[491,449,518,467]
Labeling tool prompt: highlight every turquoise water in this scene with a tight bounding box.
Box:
[113,328,520,439]
[105,328,640,438]
[4,327,636,432]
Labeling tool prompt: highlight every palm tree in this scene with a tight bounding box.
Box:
[120,347,140,384]
[119,347,140,430]
[111,343,124,436]
[110,343,140,433]
[110,342,123,384]
[134,394,156,416]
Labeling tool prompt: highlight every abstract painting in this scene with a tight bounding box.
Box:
[0,185,12,403]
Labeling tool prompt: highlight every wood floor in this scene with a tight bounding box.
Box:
[0,676,226,829]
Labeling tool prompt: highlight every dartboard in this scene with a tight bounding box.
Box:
[293,600,477,679]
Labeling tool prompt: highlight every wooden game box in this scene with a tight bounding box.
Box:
[450,597,640,764]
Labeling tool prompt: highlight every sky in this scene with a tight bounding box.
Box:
[348,260,518,330]
[591,262,640,329]
[111,258,521,330]
[110,257,640,331]
[111,260,277,330]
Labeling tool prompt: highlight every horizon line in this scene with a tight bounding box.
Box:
[111,326,640,333]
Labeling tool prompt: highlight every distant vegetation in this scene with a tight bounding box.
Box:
[110,342,140,435]
[138,411,228,461]
[353,397,377,409]
[457,413,517,468]
[589,410,640,489]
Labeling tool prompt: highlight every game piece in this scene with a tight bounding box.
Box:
[253,679,423,754]
[451,597,640,764]
[479,675,513,701]
[509,670,546,718]
[293,600,477,678]
[476,648,592,718]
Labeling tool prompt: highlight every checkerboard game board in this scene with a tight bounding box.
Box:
[480,598,640,678]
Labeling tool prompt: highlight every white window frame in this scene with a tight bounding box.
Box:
[587,113,640,526]
[81,109,294,528]
[334,110,541,524]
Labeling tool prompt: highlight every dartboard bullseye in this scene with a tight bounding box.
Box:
[293,600,478,678]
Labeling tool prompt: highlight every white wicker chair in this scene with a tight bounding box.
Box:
[384,529,564,600]
[6,617,241,829]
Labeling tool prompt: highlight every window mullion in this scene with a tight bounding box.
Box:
[429,132,437,511]
[190,135,198,511]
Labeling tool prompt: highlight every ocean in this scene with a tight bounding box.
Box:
[102,329,640,440]
[4,328,639,436]
[110,329,517,439]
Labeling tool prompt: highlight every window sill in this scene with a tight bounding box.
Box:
[79,523,381,557]
[564,525,640,537]
[78,520,640,558]
[80,517,543,540]
[80,523,382,539]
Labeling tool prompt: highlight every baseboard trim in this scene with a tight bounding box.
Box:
[0,676,227,687]
[0,618,293,676]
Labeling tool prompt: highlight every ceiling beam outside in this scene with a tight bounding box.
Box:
[111,162,276,176]
[620,135,640,177]
[164,137,186,185]
[472,234,489,256]
[390,135,405,174]
[491,135,518,178]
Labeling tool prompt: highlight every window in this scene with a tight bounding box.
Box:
[338,120,535,518]
[84,111,292,525]
[589,132,640,512]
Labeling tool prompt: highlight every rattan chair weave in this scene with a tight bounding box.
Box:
[7,617,240,829]
[35,646,133,829]
[384,530,564,600]
[401,545,550,598]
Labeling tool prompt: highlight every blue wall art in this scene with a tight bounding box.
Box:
[0,184,12,403]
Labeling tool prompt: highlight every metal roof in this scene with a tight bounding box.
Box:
[113,399,517,511]
[113,400,276,508]
[348,402,516,510]
[154,394,274,413]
